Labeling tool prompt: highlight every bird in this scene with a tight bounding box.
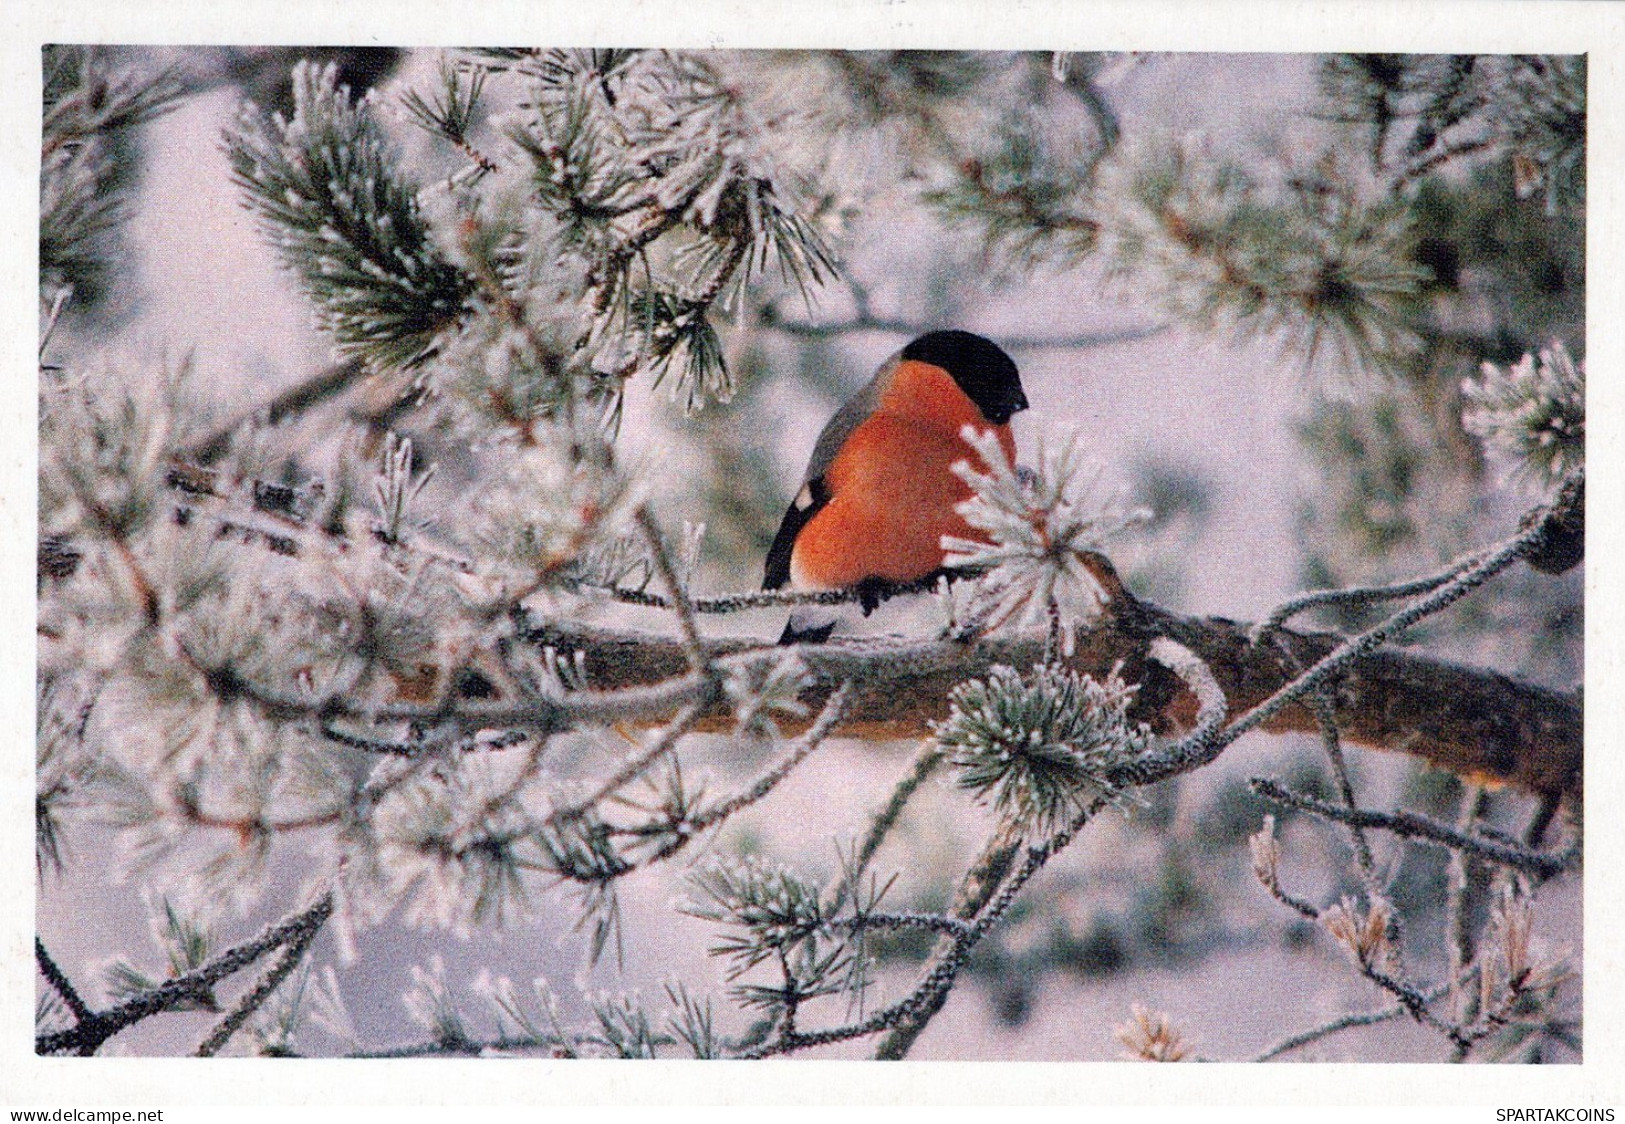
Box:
[763,329,1029,643]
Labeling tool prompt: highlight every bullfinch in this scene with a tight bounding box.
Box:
[763,329,1028,643]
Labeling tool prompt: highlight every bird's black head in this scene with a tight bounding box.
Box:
[902,330,1028,424]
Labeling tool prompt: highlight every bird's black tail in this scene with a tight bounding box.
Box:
[777,611,836,645]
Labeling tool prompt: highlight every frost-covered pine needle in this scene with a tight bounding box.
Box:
[224,62,473,370]
[933,663,1150,837]
[402,956,469,1046]
[682,855,826,977]
[945,427,1149,654]
[373,433,436,545]
[462,427,640,589]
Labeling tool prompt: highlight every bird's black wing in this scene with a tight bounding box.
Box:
[762,362,891,591]
[763,476,829,590]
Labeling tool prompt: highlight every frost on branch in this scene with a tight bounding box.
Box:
[945,426,1148,654]
[495,49,837,413]
[458,422,640,594]
[372,433,436,546]
[681,855,866,1019]
[40,358,195,547]
[41,46,185,310]
[1461,342,1584,488]
[685,856,826,978]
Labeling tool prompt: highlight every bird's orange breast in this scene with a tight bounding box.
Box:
[789,361,1017,590]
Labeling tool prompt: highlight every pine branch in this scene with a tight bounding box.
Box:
[81,495,1577,811]
[40,47,188,304]
[516,557,1581,801]
[1250,779,1576,879]
[34,939,92,1026]
[823,744,943,913]
[870,825,1025,1059]
[36,895,334,1055]
[790,797,1106,1060]
[225,62,474,369]
[194,904,326,1056]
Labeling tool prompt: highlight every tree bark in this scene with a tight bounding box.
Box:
[519,584,1581,803]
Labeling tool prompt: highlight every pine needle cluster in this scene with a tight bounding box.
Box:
[41,46,185,310]
[226,62,474,370]
[934,664,1149,837]
[35,47,1584,1062]
[946,427,1149,654]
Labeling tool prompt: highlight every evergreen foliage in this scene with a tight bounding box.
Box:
[40,46,185,312]
[35,47,1583,1063]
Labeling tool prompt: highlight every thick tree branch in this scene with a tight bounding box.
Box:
[518,576,1581,801]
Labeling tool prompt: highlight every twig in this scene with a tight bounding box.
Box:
[870,793,1116,1061]
[1361,963,1468,1049]
[1258,871,1322,921]
[760,301,1169,354]
[1313,697,1376,884]
[634,505,713,681]
[662,683,854,845]
[350,1031,670,1059]
[1254,997,1418,1061]
[39,287,72,360]
[1251,779,1578,878]
[544,700,706,827]
[1524,793,1561,848]
[745,798,1105,1059]
[597,570,976,613]
[1446,785,1492,1023]
[867,824,1024,1061]
[35,938,92,1025]
[1253,550,1483,637]
[1249,820,1321,920]
[319,722,463,758]
[1104,638,1231,785]
[555,684,853,888]
[830,913,973,939]
[1135,504,1559,785]
[1399,134,1497,186]
[1306,696,1433,1019]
